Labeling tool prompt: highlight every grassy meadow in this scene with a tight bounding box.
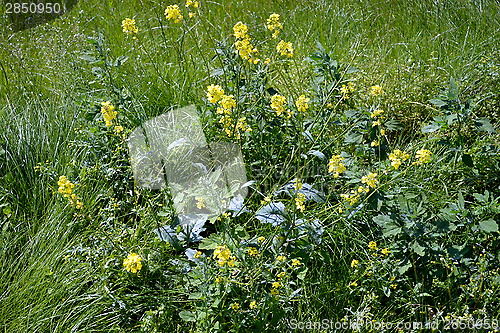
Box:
[1,0,500,331]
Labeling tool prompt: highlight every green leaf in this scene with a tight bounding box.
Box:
[474,117,496,133]
[198,234,219,250]
[113,55,128,67]
[373,214,401,237]
[297,266,308,280]
[422,122,442,133]
[479,219,498,233]
[179,311,197,322]
[398,262,411,274]
[429,98,447,108]
[385,120,405,131]
[344,132,363,144]
[411,240,426,256]
[309,150,326,160]
[462,153,474,168]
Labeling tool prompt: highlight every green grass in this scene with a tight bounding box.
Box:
[1,0,499,331]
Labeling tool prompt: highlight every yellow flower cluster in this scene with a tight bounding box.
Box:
[165,4,183,23]
[231,302,240,312]
[100,101,117,127]
[185,0,198,18]
[361,172,378,188]
[206,85,251,138]
[341,82,355,99]
[328,154,346,178]
[206,84,224,104]
[213,245,236,267]
[370,85,384,96]
[266,13,283,39]
[123,253,142,273]
[295,192,306,212]
[370,109,384,118]
[217,94,236,114]
[233,22,259,64]
[351,259,359,268]
[121,18,138,36]
[277,40,293,58]
[293,178,303,190]
[368,241,378,250]
[196,197,206,209]
[415,149,432,165]
[249,300,257,309]
[295,95,310,113]
[370,109,386,135]
[57,176,83,209]
[388,149,410,170]
[247,247,258,257]
[270,94,291,118]
[341,191,360,206]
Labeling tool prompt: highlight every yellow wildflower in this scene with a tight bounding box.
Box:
[370,85,384,96]
[121,18,138,35]
[250,301,257,309]
[351,259,359,268]
[276,255,286,262]
[368,241,377,250]
[370,109,384,118]
[328,154,346,178]
[196,197,206,209]
[388,149,410,170]
[382,248,390,256]
[257,236,266,243]
[217,94,236,114]
[101,101,117,127]
[361,172,378,189]
[233,22,248,39]
[123,253,142,273]
[295,193,306,212]
[295,95,310,112]
[194,251,203,259]
[277,40,293,57]
[114,125,123,134]
[291,258,301,267]
[185,0,198,7]
[206,84,224,104]
[371,140,378,147]
[341,82,355,99]
[415,149,432,165]
[232,302,240,312]
[272,281,281,289]
[165,5,183,23]
[270,94,287,117]
[247,247,258,257]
